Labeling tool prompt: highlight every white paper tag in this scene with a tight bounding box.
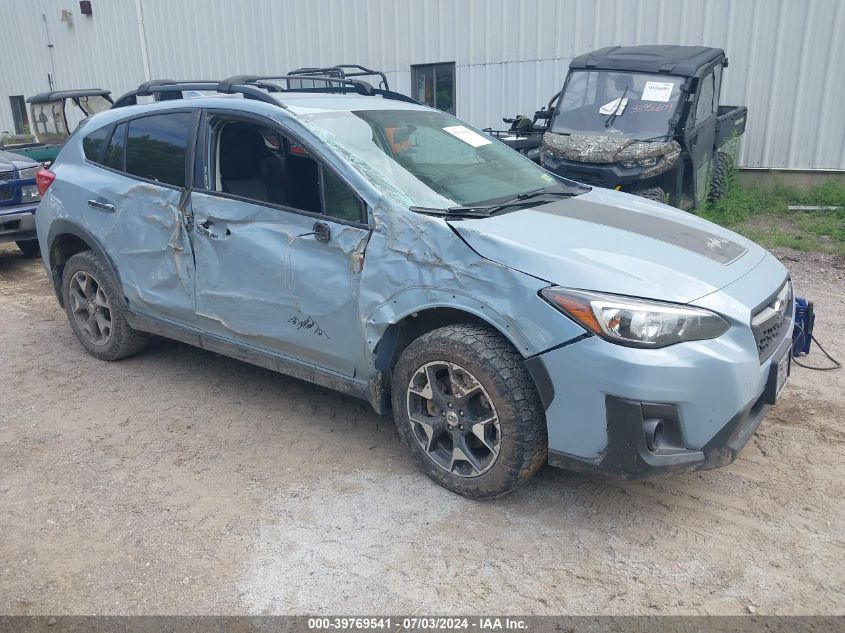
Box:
[599,97,628,115]
[641,81,674,102]
[442,125,492,147]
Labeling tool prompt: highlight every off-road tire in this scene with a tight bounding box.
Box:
[708,151,733,201]
[634,186,666,203]
[391,323,547,499]
[61,251,148,361]
[15,239,40,258]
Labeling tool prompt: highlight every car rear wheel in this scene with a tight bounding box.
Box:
[61,251,148,361]
[15,239,40,258]
[391,323,547,499]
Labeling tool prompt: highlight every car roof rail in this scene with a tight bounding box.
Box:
[111,74,419,110]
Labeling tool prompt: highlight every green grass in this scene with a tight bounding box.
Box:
[700,176,845,256]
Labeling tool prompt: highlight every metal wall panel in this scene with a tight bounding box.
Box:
[1,0,842,170]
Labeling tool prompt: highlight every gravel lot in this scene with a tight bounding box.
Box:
[1,241,843,615]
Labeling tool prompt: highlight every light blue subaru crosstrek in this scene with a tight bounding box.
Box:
[34,76,793,498]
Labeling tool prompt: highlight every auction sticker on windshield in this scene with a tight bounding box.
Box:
[443,125,492,147]
[641,81,674,102]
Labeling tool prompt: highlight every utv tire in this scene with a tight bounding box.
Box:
[709,151,733,201]
[391,323,547,499]
[61,251,148,361]
[16,239,40,258]
[634,186,666,203]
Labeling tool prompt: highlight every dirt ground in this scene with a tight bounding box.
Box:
[1,241,843,616]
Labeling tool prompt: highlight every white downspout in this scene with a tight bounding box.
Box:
[134,0,152,81]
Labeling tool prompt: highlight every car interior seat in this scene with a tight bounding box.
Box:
[219,123,289,206]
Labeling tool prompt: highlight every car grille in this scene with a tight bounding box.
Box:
[751,279,792,362]
[567,175,604,188]
[0,185,13,201]
[0,170,13,182]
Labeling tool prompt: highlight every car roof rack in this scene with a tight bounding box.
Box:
[287,64,390,91]
[111,74,418,109]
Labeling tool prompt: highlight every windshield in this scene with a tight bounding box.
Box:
[75,94,112,116]
[551,71,684,139]
[30,100,69,144]
[299,108,568,209]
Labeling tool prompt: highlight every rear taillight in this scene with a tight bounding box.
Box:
[35,169,56,197]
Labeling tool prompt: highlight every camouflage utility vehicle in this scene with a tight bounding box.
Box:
[539,45,747,209]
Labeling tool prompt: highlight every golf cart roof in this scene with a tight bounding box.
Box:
[569,45,725,76]
[27,89,112,104]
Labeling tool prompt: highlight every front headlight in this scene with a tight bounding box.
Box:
[541,287,730,348]
[622,156,660,169]
[18,166,41,180]
[21,185,40,202]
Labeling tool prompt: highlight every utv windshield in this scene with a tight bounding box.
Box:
[300,108,579,210]
[551,70,684,140]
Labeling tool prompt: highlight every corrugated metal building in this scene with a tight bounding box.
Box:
[1,0,843,171]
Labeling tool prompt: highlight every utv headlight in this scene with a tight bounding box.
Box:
[541,287,730,348]
[622,156,660,169]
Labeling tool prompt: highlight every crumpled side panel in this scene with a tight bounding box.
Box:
[190,192,370,377]
[358,200,587,364]
[54,170,198,323]
[104,182,195,321]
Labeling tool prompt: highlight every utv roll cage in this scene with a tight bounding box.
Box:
[112,73,414,109]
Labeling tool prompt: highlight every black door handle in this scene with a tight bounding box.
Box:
[313,221,331,243]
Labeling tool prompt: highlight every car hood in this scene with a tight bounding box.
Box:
[0,149,39,171]
[449,187,768,304]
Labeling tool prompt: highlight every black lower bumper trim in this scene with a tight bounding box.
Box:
[549,391,771,479]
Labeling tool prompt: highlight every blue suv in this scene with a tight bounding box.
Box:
[35,76,793,498]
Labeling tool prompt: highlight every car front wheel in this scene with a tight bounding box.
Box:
[391,323,547,499]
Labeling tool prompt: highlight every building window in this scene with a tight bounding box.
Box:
[9,95,29,135]
[411,63,455,114]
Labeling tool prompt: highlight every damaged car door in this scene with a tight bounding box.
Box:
[83,110,198,323]
[189,114,370,377]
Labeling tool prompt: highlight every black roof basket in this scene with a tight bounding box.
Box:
[287,64,390,91]
[112,74,417,109]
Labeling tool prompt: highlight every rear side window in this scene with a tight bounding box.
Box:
[126,112,192,187]
[82,126,110,162]
[103,122,127,171]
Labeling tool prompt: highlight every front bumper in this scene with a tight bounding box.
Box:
[0,204,38,243]
[526,312,793,479]
[542,153,649,189]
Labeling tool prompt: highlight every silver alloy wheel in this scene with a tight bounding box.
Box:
[68,270,113,346]
[406,361,501,477]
